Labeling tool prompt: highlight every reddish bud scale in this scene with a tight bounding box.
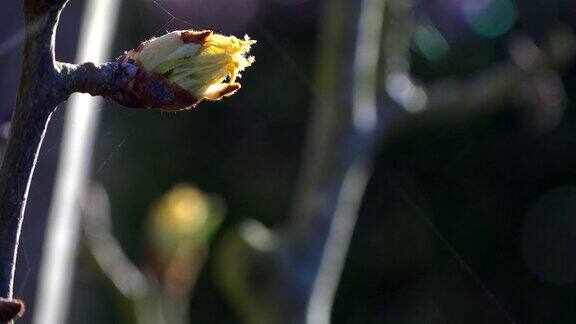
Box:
[180,30,213,44]
[130,70,199,111]
[134,41,146,53]
[213,83,241,98]
[114,57,200,111]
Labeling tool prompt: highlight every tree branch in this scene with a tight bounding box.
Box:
[0,2,137,320]
[0,1,66,305]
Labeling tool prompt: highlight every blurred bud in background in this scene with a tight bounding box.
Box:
[146,184,225,298]
[214,219,284,324]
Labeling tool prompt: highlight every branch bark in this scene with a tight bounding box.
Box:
[0,1,68,302]
[0,2,136,321]
[58,62,138,99]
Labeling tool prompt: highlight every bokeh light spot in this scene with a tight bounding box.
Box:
[385,72,427,113]
[462,0,517,38]
[414,23,450,62]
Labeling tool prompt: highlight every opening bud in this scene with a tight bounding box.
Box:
[117,29,256,111]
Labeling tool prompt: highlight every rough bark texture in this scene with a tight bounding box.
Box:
[0,2,66,303]
[0,2,137,322]
[59,62,139,97]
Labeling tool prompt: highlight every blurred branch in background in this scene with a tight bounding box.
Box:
[82,184,150,301]
[403,26,576,132]
[82,183,163,324]
[82,183,224,324]
[216,1,576,324]
[216,0,389,322]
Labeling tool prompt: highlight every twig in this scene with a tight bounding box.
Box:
[302,10,576,324]
[304,0,386,323]
[0,0,134,317]
[215,4,576,324]
[0,1,69,302]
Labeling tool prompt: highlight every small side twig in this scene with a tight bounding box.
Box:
[58,62,138,99]
[0,298,24,323]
